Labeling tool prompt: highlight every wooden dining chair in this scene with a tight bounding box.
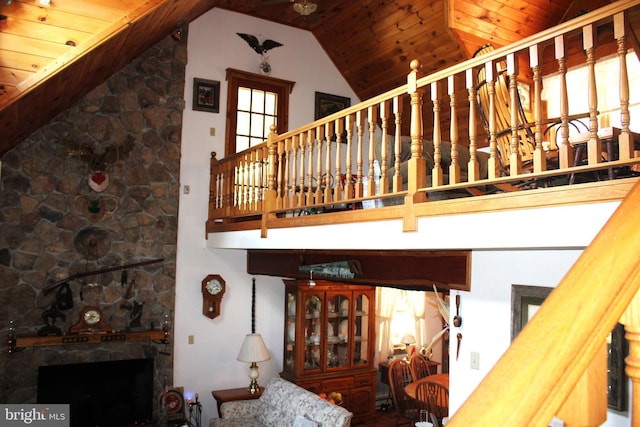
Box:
[388,358,418,426]
[409,354,432,380]
[474,44,589,175]
[415,380,449,427]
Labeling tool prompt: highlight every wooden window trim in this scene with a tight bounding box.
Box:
[225,68,296,156]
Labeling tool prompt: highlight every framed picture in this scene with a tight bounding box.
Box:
[314,92,350,120]
[511,284,628,411]
[193,78,220,113]
[608,322,628,411]
[510,284,552,341]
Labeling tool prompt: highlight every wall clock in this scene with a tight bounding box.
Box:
[201,274,225,319]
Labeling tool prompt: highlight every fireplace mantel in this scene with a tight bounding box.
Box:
[8,329,168,353]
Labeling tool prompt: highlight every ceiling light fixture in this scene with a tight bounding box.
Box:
[293,0,317,16]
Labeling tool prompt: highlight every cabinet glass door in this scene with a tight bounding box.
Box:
[327,292,350,369]
[353,292,369,366]
[304,294,322,372]
[284,290,297,375]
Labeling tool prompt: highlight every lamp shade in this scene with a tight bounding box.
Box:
[401,334,416,345]
[237,333,271,363]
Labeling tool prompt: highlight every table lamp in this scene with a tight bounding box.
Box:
[401,334,416,360]
[237,333,271,394]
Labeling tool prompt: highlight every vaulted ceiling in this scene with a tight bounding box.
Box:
[0,0,611,156]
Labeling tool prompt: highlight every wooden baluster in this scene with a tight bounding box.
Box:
[466,69,479,182]
[620,291,640,427]
[283,138,292,210]
[306,129,314,206]
[245,153,252,211]
[449,75,460,184]
[315,126,323,203]
[393,96,403,193]
[555,35,571,169]
[261,127,278,237]
[485,61,500,179]
[256,147,264,213]
[290,135,298,209]
[556,341,607,427]
[432,81,443,188]
[298,133,306,208]
[261,145,269,208]
[334,118,343,202]
[615,11,633,160]
[584,24,602,166]
[324,122,333,204]
[345,114,354,198]
[250,149,257,212]
[367,105,378,197]
[276,142,285,210]
[379,100,390,193]
[507,53,522,176]
[530,44,547,171]
[355,110,364,198]
[407,60,426,196]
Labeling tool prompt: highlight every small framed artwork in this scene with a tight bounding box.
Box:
[511,284,628,411]
[314,92,350,120]
[517,81,531,113]
[510,284,552,341]
[608,322,628,411]
[193,78,220,113]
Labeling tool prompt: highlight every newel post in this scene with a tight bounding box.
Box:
[404,59,427,232]
[261,125,279,238]
[620,292,640,427]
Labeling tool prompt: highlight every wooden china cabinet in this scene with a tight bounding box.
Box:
[281,279,376,424]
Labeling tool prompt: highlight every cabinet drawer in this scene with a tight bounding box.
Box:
[353,373,374,387]
[322,377,354,390]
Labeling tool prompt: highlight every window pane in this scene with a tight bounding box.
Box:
[250,113,265,137]
[252,90,265,114]
[237,136,250,152]
[238,87,251,111]
[237,111,250,135]
[250,137,264,148]
[265,92,277,115]
[264,115,276,136]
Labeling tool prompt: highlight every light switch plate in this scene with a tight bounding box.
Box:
[470,351,480,370]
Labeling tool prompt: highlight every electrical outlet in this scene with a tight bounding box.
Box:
[470,351,480,370]
[183,185,190,195]
[210,127,215,137]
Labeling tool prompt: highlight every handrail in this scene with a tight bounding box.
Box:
[447,179,640,427]
[207,0,640,237]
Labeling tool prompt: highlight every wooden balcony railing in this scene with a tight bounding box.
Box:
[207,0,640,238]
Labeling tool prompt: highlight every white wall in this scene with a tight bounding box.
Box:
[175,8,359,422]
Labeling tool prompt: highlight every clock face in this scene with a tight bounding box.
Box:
[84,309,101,325]
[206,278,222,295]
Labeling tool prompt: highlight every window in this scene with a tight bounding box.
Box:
[542,52,640,133]
[225,68,295,155]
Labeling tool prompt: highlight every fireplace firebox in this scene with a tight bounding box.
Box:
[38,358,155,426]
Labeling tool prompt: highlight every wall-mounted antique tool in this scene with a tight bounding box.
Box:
[453,294,462,327]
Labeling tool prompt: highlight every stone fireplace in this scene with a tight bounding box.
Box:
[38,358,155,426]
[0,27,186,411]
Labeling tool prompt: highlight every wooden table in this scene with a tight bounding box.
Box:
[404,373,449,399]
[211,387,263,417]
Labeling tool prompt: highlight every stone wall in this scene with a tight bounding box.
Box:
[0,31,186,408]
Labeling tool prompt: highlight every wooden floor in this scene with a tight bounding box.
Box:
[358,409,405,427]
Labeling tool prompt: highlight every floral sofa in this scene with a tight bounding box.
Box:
[209,377,353,427]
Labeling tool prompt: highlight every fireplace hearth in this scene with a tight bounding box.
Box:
[38,358,155,427]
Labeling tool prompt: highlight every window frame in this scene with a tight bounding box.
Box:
[225,68,295,156]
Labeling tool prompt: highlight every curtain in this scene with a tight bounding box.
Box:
[406,289,426,349]
[374,286,397,365]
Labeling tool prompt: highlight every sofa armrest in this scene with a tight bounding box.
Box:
[220,399,263,419]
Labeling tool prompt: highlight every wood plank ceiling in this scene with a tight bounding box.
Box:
[0,0,612,156]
